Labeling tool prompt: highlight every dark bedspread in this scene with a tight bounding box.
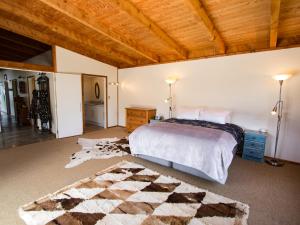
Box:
[163,118,244,154]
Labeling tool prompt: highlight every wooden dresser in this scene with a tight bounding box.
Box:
[126,107,156,132]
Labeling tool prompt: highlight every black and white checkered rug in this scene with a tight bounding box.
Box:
[19,161,249,225]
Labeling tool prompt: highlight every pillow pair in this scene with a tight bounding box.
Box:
[176,106,231,124]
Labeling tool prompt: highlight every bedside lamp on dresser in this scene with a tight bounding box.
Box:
[126,107,156,132]
[242,130,267,163]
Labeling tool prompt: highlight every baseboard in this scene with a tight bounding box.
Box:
[107,125,126,129]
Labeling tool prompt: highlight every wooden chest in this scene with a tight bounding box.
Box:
[126,107,156,132]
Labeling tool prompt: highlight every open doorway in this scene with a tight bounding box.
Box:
[82,74,108,133]
[0,69,55,149]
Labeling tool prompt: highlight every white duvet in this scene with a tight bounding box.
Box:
[129,122,237,184]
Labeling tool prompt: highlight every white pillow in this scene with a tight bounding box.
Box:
[199,108,231,124]
[176,107,200,120]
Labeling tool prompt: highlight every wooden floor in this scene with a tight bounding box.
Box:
[0,113,55,150]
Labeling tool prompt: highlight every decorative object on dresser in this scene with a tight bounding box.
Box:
[150,119,160,124]
[126,107,156,132]
[150,115,163,124]
[164,77,177,118]
[242,130,267,163]
[266,74,292,167]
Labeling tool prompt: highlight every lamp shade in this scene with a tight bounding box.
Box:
[165,77,177,84]
[272,74,291,81]
[271,104,277,115]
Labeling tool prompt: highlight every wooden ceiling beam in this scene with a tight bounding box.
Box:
[0,0,137,67]
[0,35,48,53]
[270,0,281,48]
[0,39,42,57]
[185,0,225,54]
[36,0,160,63]
[0,48,29,61]
[0,28,50,52]
[0,59,54,72]
[0,14,121,68]
[110,0,188,59]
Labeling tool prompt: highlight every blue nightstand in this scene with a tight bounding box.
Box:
[242,130,267,163]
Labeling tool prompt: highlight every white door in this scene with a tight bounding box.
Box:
[55,73,83,138]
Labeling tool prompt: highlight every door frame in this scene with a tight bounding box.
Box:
[26,76,35,107]
[3,80,10,115]
[81,74,108,130]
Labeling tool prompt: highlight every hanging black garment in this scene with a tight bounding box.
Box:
[29,74,52,132]
[38,90,51,126]
[29,90,39,129]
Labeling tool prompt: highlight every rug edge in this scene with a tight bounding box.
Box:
[19,160,132,211]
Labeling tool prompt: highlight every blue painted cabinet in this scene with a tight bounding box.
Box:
[242,130,267,162]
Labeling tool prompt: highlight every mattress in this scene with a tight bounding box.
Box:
[129,119,244,184]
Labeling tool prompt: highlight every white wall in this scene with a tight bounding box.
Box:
[55,46,118,127]
[83,76,105,103]
[119,47,300,163]
[25,50,52,66]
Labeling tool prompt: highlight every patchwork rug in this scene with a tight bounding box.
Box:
[19,161,249,225]
[66,137,130,168]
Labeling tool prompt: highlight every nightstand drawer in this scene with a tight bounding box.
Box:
[242,154,264,163]
[243,147,264,158]
[244,134,266,143]
[244,141,265,150]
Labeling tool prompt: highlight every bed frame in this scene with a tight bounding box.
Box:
[136,154,217,182]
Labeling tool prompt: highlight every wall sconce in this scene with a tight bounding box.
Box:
[164,77,177,118]
[267,73,292,167]
[109,82,119,86]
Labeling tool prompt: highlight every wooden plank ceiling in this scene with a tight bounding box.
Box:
[0,28,51,62]
[0,0,299,68]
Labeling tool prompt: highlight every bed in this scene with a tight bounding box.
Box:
[129,118,244,184]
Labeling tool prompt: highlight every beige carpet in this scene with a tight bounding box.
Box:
[0,127,299,225]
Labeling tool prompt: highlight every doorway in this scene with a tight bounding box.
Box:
[82,74,108,133]
[0,69,55,149]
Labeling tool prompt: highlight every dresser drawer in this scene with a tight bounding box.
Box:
[126,123,141,132]
[127,116,148,124]
[127,110,146,118]
[244,141,265,150]
[125,107,156,132]
[244,134,266,143]
[243,147,264,158]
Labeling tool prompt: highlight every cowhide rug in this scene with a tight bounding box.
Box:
[65,137,130,168]
[19,161,249,225]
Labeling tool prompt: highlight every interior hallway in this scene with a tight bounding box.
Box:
[0,127,299,225]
